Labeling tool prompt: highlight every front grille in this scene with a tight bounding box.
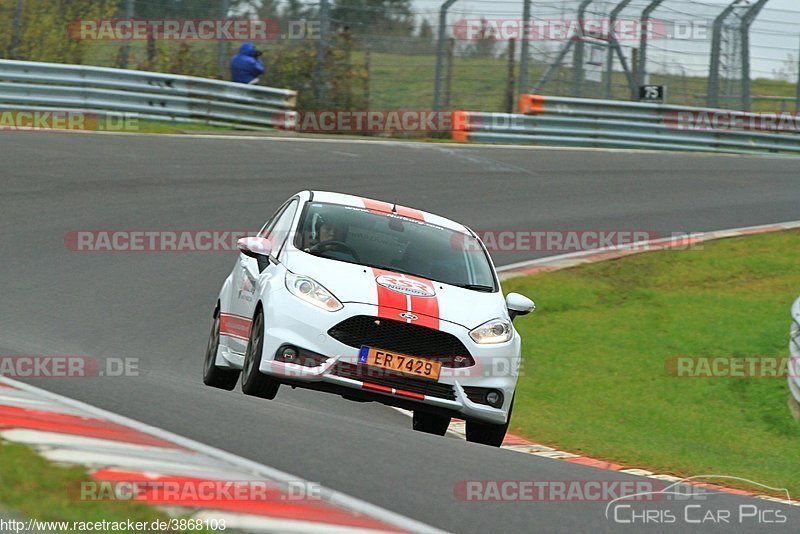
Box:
[328,315,474,367]
[332,361,456,401]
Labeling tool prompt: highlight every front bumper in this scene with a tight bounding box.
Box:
[251,288,521,424]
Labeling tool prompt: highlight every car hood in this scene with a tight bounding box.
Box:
[284,250,506,330]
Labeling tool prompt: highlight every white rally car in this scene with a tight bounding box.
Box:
[202,191,535,446]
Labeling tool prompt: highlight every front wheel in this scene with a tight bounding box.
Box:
[412,410,450,436]
[465,398,513,447]
[202,309,240,390]
[240,309,280,399]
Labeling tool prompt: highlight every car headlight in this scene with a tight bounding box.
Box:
[469,318,513,344]
[286,273,343,312]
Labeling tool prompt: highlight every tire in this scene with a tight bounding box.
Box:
[202,308,240,390]
[240,309,280,399]
[465,398,514,447]
[412,410,450,436]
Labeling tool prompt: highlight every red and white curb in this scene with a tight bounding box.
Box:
[397,220,800,507]
[0,377,443,534]
[496,220,800,280]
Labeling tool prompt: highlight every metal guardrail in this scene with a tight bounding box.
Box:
[790,297,800,411]
[0,60,297,130]
[452,95,800,156]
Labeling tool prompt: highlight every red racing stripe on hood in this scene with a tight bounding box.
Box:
[371,268,408,322]
[371,268,440,330]
[360,198,425,221]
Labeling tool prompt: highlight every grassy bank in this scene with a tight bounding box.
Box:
[505,230,800,496]
[0,440,206,533]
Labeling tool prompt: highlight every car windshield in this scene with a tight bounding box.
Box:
[295,202,496,291]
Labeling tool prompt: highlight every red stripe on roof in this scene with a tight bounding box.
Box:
[361,198,425,221]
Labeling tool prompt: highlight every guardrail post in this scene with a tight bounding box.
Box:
[635,0,665,97]
[708,0,745,108]
[740,0,769,112]
[434,0,458,112]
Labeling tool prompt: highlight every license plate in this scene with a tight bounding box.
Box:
[359,346,441,380]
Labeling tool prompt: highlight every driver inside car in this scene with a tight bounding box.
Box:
[303,213,347,251]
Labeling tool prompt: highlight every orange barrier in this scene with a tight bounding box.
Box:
[518,94,545,114]
[451,110,470,142]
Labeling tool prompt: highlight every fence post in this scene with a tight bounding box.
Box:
[636,0,665,93]
[795,36,800,113]
[571,0,594,97]
[518,0,531,95]
[605,0,634,99]
[434,0,458,112]
[314,0,331,106]
[217,0,230,79]
[506,38,516,113]
[444,38,455,110]
[119,0,135,68]
[364,48,371,108]
[708,0,744,108]
[740,0,769,112]
[10,0,23,60]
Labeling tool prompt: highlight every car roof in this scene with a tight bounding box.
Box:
[303,190,472,235]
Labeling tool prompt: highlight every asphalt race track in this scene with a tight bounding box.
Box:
[2,131,800,533]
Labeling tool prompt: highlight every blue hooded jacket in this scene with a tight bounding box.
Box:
[230,42,264,84]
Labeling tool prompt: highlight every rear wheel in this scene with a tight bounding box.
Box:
[465,398,513,447]
[202,308,240,390]
[412,410,450,436]
[240,309,280,399]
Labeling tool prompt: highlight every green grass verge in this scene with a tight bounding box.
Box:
[504,229,800,496]
[0,440,209,533]
[126,119,234,134]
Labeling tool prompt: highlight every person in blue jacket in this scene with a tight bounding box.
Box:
[230,42,264,84]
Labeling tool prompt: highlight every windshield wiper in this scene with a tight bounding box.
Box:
[452,283,495,292]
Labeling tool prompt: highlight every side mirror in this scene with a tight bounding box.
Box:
[506,293,535,321]
[237,236,272,272]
